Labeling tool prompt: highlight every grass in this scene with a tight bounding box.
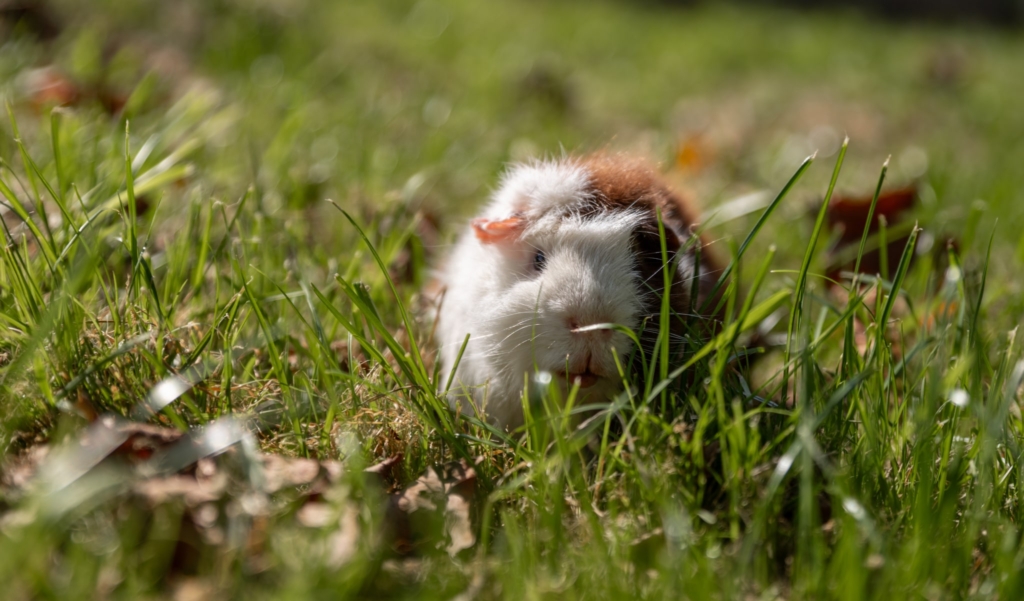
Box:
[2,0,1024,598]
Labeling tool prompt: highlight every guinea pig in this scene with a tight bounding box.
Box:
[436,154,722,431]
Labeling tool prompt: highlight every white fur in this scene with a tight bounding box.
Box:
[487,159,593,219]
[438,160,656,431]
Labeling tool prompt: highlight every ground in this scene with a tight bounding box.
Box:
[1,0,1024,598]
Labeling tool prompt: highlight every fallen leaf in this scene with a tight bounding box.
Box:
[3,412,481,575]
[365,454,403,489]
[389,459,478,557]
[296,502,334,528]
[134,473,226,506]
[445,488,475,555]
[261,454,323,493]
[327,504,362,567]
[675,133,713,172]
[21,66,79,109]
[825,185,917,282]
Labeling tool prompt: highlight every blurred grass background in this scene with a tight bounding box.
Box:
[9,0,1022,242]
[2,0,1024,598]
[43,0,1024,309]
[4,1,1022,242]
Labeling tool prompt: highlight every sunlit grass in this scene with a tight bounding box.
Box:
[1,0,1023,598]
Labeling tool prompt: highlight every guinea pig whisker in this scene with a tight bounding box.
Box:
[494,326,544,348]
[499,317,545,331]
[444,319,538,347]
[475,315,540,332]
[490,340,545,360]
[490,318,539,334]
[482,324,549,352]
[484,311,543,324]
[485,329,555,355]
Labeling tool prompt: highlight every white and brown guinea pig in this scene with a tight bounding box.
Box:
[437,154,722,431]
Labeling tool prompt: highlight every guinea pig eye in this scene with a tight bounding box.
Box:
[532,250,547,272]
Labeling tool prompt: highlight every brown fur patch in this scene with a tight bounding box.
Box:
[579,153,724,325]
[579,153,701,237]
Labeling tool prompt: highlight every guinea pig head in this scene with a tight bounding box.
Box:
[441,155,722,430]
[471,207,649,397]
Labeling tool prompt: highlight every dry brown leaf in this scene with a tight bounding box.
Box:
[389,459,478,557]
[261,454,322,493]
[445,490,475,556]
[675,133,714,172]
[327,504,362,568]
[0,444,49,495]
[3,413,484,572]
[172,578,219,601]
[133,473,226,506]
[824,186,917,283]
[365,454,403,489]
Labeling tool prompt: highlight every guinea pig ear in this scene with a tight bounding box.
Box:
[472,215,526,244]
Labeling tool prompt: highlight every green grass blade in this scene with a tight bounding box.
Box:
[701,152,815,314]
[788,137,848,340]
[852,157,889,277]
[330,202,430,381]
[0,169,57,267]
